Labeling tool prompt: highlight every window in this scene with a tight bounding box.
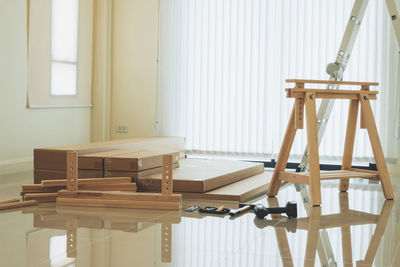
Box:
[27,0,93,108]
[158,0,400,163]
[51,0,79,96]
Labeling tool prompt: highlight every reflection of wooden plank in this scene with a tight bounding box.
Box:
[57,197,181,210]
[66,218,77,258]
[181,172,272,201]
[161,223,172,262]
[296,212,379,229]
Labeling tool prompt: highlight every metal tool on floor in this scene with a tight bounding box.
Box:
[239,201,298,219]
[199,206,230,215]
[229,205,253,217]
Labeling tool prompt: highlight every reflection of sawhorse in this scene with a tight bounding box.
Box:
[269,194,393,267]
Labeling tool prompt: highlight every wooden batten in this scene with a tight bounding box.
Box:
[24,193,58,203]
[78,183,137,192]
[21,182,136,196]
[41,177,132,187]
[0,200,38,210]
[0,198,20,205]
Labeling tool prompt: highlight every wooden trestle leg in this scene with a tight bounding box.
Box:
[305,93,321,206]
[339,100,359,192]
[360,95,394,199]
[267,107,298,197]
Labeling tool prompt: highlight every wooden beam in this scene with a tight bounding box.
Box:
[286,79,379,86]
[24,193,58,202]
[41,177,132,187]
[0,198,20,205]
[0,200,38,210]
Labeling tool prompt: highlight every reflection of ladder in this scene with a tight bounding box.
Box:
[296,0,400,174]
[269,80,394,206]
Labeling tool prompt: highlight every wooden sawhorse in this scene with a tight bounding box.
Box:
[267,80,394,206]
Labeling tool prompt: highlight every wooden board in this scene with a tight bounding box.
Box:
[181,172,272,201]
[103,163,179,181]
[34,169,103,184]
[0,200,38,210]
[41,177,132,187]
[137,159,264,193]
[24,193,58,203]
[285,79,379,86]
[21,183,137,195]
[104,150,180,171]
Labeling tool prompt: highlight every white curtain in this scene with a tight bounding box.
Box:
[158,0,400,163]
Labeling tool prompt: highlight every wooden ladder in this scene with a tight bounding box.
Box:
[267,79,394,206]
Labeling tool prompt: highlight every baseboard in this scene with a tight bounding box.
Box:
[0,157,33,175]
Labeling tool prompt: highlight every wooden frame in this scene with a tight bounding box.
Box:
[267,80,394,206]
[57,154,182,210]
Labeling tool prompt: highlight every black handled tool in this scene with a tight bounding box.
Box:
[229,205,252,217]
[239,201,297,219]
[199,206,230,215]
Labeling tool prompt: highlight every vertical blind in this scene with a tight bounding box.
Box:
[158,0,400,162]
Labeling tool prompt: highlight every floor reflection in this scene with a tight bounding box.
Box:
[17,181,398,267]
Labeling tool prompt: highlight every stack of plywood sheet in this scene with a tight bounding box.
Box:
[137,158,270,201]
[33,137,185,183]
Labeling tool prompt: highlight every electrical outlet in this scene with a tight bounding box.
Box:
[116,125,128,133]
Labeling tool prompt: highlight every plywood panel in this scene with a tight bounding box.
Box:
[181,172,272,201]
[138,159,264,193]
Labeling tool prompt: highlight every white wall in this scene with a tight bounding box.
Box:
[0,0,91,174]
[109,0,159,140]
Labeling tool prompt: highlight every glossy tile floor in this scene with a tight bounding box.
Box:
[1,171,400,267]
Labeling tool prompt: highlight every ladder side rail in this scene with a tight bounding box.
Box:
[297,0,370,172]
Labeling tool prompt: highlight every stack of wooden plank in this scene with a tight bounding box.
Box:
[137,158,271,201]
[32,137,272,202]
[21,177,136,203]
[33,137,185,183]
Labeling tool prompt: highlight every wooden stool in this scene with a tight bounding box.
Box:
[267,79,394,206]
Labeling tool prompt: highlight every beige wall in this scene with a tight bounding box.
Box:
[109,0,159,140]
[0,0,91,174]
